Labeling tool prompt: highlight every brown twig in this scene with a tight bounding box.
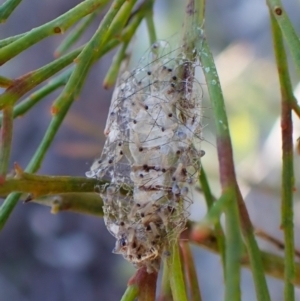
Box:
[255,229,300,259]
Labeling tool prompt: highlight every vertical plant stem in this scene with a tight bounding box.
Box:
[103,41,129,89]
[203,189,232,224]
[106,0,138,39]
[266,0,300,78]
[198,35,271,301]
[224,189,241,301]
[145,0,157,45]
[196,2,272,299]
[167,241,188,301]
[0,105,13,178]
[0,93,73,229]
[158,260,172,301]
[199,167,226,270]
[120,284,139,301]
[270,12,295,301]
[180,241,202,301]
[194,1,243,295]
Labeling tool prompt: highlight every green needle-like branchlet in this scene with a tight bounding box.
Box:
[0,75,13,88]
[267,0,300,79]
[52,0,128,111]
[167,242,188,301]
[0,33,25,48]
[0,68,73,127]
[0,0,22,23]
[0,0,110,65]
[198,168,226,271]
[0,106,13,178]
[270,11,296,301]
[0,46,83,109]
[0,0,144,231]
[103,42,129,89]
[145,0,157,45]
[54,12,99,57]
[198,36,271,301]
[180,242,202,301]
[120,284,139,301]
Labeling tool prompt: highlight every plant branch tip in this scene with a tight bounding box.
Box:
[103,82,111,90]
[51,105,59,115]
[24,194,33,203]
[51,202,60,214]
[53,51,61,58]
[13,162,23,177]
[190,224,213,243]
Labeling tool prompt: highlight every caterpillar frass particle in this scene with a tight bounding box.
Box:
[86,41,203,272]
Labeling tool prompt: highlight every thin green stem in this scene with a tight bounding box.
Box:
[0,104,68,229]
[0,0,144,230]
[0,172,101,196]
[158,260,172,301]
[0,13,142,110]
[167,241,188,301]
[0,0,22,22]
[106,0,138,39]
[270,11,295,301]
[52,0,127,111]
[54,12,98,57]
[31,193,103,216]
[199,168,226,269]
[103,42,129,89]
[145,0,157,45]
[0,0,110,65]
[14,68,72,118]
[0,68,72,126]
[203,189,231,225]
[0,105,13,178]
[255,229,300,259]
[190,229,300,286]
[224,189,242,301]
[291,102,300,119]
[197,36,271,301]
[185,3,246,299]
[120,284,139,301]
[0,33,25,48]
[0,75,13,88]
[266,0,300,79]
[0,52,84,229]
[0,46,83,109]
[197,29,243,300]
[180,241,202,301]
[0,86,78,229]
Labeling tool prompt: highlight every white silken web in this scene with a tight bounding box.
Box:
[87,41,204,272]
